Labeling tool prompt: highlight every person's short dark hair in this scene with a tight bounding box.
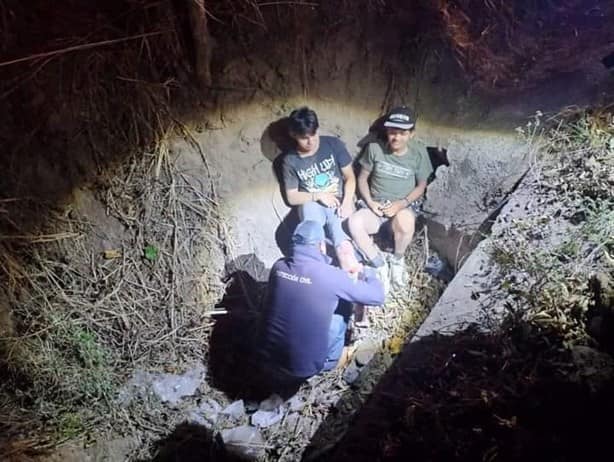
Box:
[288,107,319,136]
[384,106,416,131]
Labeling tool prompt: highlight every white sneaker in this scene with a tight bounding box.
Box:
[389,255,408,292]
[375,262,390,298]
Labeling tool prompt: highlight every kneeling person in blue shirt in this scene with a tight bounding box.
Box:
[257,220,385,392]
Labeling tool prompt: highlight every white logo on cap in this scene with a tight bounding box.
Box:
[390,113,410,121]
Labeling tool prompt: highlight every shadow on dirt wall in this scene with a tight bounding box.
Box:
[261,117,301,257]
[207,254,271,400]
[208,252,335,403]
[0,0,424,239]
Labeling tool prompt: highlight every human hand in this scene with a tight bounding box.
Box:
[347,262,365,280]
[368,200,385,217]
[315,192,340,208]
[338,200,353,219]
[382,200,404,218]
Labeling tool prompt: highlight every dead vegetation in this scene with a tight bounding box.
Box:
[330,108,614,461]
[0,0,192,206]
[490,108,613,344]
[0,1,437,458]
[0,126,228,457]
[332,323,614,462]
[0,1,444,452]
[0,154,444,461]
[435,0,614,91]
[148,233,443,462]
[1,0,612,459]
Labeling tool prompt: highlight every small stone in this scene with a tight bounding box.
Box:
[354,340,379,367]
[343,363,360,384]
[251,407,284,428]
[220,425,265,460]
[221,400,246,420]
[150,365,207,406]
[191,398,222,426]
[259,393,284,411]
[287,396,305,413]
[116,370,152,407]
[187,411,209,427]
[117,365,207,408]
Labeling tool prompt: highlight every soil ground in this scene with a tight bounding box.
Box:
[1,3,612,460]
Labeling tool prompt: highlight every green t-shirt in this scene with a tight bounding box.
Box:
[359,140,433,202]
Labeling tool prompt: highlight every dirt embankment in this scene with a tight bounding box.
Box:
[329,109,614,462]
[1,2,613,460]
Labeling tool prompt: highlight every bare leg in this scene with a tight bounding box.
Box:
[389,209,416,291]
[348,208,382,262]
[391,209,416,257]
[349,209,387,321]
[336,240,360,272]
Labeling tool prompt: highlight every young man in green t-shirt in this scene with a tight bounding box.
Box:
[349,106,433,291]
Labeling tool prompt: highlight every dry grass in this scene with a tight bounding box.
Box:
[0,143,444,460]
[0,2,437,458]
[0,0,190,206]
[490,108,614,344]
[435,0,614,91]
[0,123,227,456]
[326,107,614,462]
[6,1,610,459]
[0,2,223,452]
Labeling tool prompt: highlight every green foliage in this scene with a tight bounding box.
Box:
[582,200,614,248]
[1,316,117,433]
[144,244,159,261]
[56,412,85,440]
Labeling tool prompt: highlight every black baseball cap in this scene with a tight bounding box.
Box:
[383,106,415,130]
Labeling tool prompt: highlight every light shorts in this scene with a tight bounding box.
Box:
[357,198,423,225]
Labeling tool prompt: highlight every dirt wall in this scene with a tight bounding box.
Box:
[167,40,611,270]
[171,100,526,269]
[2,1,612,274]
